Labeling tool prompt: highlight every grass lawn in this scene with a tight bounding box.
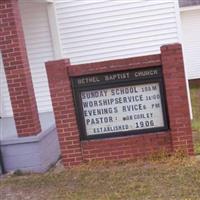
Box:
[190,85,200,154]
[0,157,200,200]
[0,85,199,200]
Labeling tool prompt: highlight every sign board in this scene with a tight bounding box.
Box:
[72,67,168,140]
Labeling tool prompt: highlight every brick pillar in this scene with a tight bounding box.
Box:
[0,0,41,136]
[161,43,194,155]
[46,59,83,167]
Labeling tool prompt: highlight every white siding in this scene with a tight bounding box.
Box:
[181,9,200,80]
[19,2,54,114]
[2,0,182,116]
[54,0,180,64]
[0,52,13,117]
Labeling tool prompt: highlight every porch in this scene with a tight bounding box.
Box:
[0,112,60,173]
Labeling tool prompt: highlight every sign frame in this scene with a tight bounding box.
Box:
[71,67,169,140]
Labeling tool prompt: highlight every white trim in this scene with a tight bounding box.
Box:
[0,52,10,118]
[175,0,193,119]
[174,0,182,42]
[47,3,63,59]
[180,5,200,12]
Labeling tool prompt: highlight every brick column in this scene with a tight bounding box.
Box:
[46,59,83,167]
[161,43,194,155]
[0,0,41,136]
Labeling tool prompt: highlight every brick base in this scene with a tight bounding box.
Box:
[82,133,172,162]
[46,43,194,167]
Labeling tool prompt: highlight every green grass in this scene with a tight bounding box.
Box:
[190,85,200,154]
[1,157,200,200]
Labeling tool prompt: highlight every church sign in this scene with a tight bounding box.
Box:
[46,44,194,167]
[72,67,168,140]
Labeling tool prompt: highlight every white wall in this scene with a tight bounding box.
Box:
[19,2,54,114]
[2,0,182,117]
[181,9,200,80]
[54,0,180,64]
[0,52,13,117]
